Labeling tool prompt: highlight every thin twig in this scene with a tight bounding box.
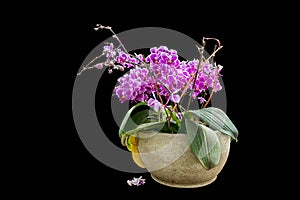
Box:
[77,53,105,75]
[210,45,217,64]
[95,24,129,54]
[206,46,223,61]
[204,37,221,47]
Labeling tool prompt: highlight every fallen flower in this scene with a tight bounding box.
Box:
[127,176,146,186]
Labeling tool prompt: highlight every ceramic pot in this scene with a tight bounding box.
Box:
[133,132,231,188]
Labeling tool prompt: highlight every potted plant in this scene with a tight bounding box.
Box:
[77,24,238,188]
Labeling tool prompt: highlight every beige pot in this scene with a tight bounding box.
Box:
[133,132,231,188]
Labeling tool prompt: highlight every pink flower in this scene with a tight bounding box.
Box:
[148,98,163,112]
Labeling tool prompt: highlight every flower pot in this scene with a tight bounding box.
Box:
[133,132,231,188]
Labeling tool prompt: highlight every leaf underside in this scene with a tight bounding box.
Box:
[184,107,238,141]
[185,118,221,169]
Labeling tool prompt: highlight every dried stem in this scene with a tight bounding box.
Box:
[204,37,221,47]
[210,45,217,64]
[95,24,129,54]
[77,53,105,75]
[206,46,223,61]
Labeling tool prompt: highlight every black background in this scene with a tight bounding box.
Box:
[5,2,293,197]
[36,13,279,198]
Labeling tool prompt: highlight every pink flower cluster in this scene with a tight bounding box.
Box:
[104,44,222,111]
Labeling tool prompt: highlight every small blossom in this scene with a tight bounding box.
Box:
[95,63,103,69]
[103,43,116,59]
[114,67,153,103]
[148,98,163,112]
[116,51,140,68]
[198,97,207,104]
[170,93,180,103]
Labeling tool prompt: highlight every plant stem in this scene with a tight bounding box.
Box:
[94,24,128,53]
[206,46,223,61]
[109,29,129,54]
[187,38,206,110]
[77,53,105,75]
[210,45,217,64]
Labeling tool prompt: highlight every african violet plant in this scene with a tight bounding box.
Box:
[78,24,238,169]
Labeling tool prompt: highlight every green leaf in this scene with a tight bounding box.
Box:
[185,118,221,169]
[184,107,238,141]
[118,102,150,138]
[124,121,167,136]
[121,121,165,147]
[121,120,179,147]
[146,109,159,122]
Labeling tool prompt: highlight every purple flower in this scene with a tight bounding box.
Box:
[103,43,114,52]
[146,46,179,68]
[116,51,128,64]
[146,53,158,63]
[215,83,222,91]
[80,38,226,110]
[150,47,157,53]
[114,67,154,103]
[150,64,162,77]
[160,52,170,64]
[157,46,169,53]
[198,97,207,104]
[115,51,142,68]
[170,49,177,55]
[111,45,223,105]
[103,43,116,59]
[148,98,163,112]
[170,93,180,103]
[136,54,144,62]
